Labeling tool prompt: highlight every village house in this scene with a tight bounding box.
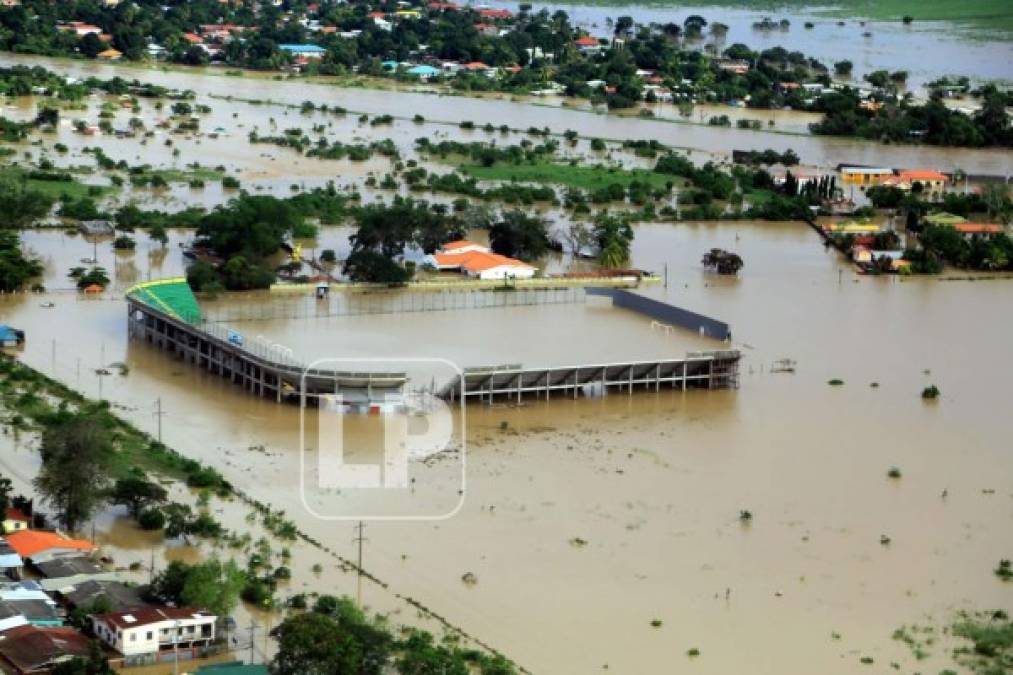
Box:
[0,539,23,579]
[57,22,101,37]
[91,607,216,665]
[0,622,92,674]
[574,36,601,55]
[425,241,537,280]
[949,222,1003,238]
[279,44,326,60]
[3,531,94,566]
[881,169,949,199]
[839,165,894,186]
[1,508,28,534]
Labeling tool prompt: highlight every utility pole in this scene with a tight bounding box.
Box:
[149,547,155,585]
[98,342,105,400]
[664,263,668,289]
[51,339,56,375]
[353,521,367,607]
[248,620,258,664]
[153,398,166,444]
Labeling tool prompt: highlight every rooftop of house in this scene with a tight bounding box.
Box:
[34,556,105,579]
[0,599,60,624]
[3,531,94,560]
[3,508,28,524]
[574,36,599,46]
[432,251,535,272]
[0,624,92,672]
[93,606,214,630]
[951,222,1002,234]
[441,239,486,251]
[57,580,150,613]
[896,169,948,182]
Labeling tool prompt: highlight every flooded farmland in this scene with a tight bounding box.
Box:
[4,53,1013,178]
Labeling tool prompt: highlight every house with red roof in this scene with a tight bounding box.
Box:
[474,22,499,36]
[574,35,601,54]
[882,169,949,199]
[0,623,92,674]
[2,508,29,534]
[182,32,204,45]
[478,8,512,19]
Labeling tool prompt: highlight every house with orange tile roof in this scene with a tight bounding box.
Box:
[882,169,949,199]
[182,32,204,45]
[3,531,94,562]
[426,242,536,280]
[950,222,1003,237]
[574,35,602,54]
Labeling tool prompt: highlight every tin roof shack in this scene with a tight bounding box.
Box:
[77,220,114,237]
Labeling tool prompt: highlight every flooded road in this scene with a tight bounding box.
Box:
[2,219,1011,673]
[4,54,1012,176]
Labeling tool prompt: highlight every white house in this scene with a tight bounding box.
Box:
[91,607,216,663]
[425,240,536,280]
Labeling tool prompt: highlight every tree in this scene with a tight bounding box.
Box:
[342,250,410,284]
[149,224,169,247]
[0,178,55,228]
[271,613,362,675]
[0,475,12,528]
[180,558,246,617]
[593,214,634,268]
[110,476,167,517]
[489,210,550,260]
[34,410,113,531]
[0,231,42,292]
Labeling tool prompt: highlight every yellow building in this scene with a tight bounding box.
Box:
[840,166,894,186]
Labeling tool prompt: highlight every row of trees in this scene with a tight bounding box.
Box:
[810,85,1011,147]
[271,594,515,675]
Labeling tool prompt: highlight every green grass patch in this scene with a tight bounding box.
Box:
[0,165,114,200]
[151,166,226,183]
[461,161,672,192]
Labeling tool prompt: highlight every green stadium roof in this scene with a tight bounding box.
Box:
[126,277,202,323]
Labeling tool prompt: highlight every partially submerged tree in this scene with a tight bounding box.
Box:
[34,410,113,531]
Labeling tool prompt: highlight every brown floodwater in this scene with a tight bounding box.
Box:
[2,215,1011,673]
[4,54,1013,177]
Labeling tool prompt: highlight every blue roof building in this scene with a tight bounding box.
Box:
[278,44,326,57]
[407,65,441,78]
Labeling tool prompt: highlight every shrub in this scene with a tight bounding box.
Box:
[887,467,901,479]
[138,508,165,530]
[921,385,940,399]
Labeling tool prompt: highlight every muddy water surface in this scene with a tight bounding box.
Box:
[2,219,1011,673]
